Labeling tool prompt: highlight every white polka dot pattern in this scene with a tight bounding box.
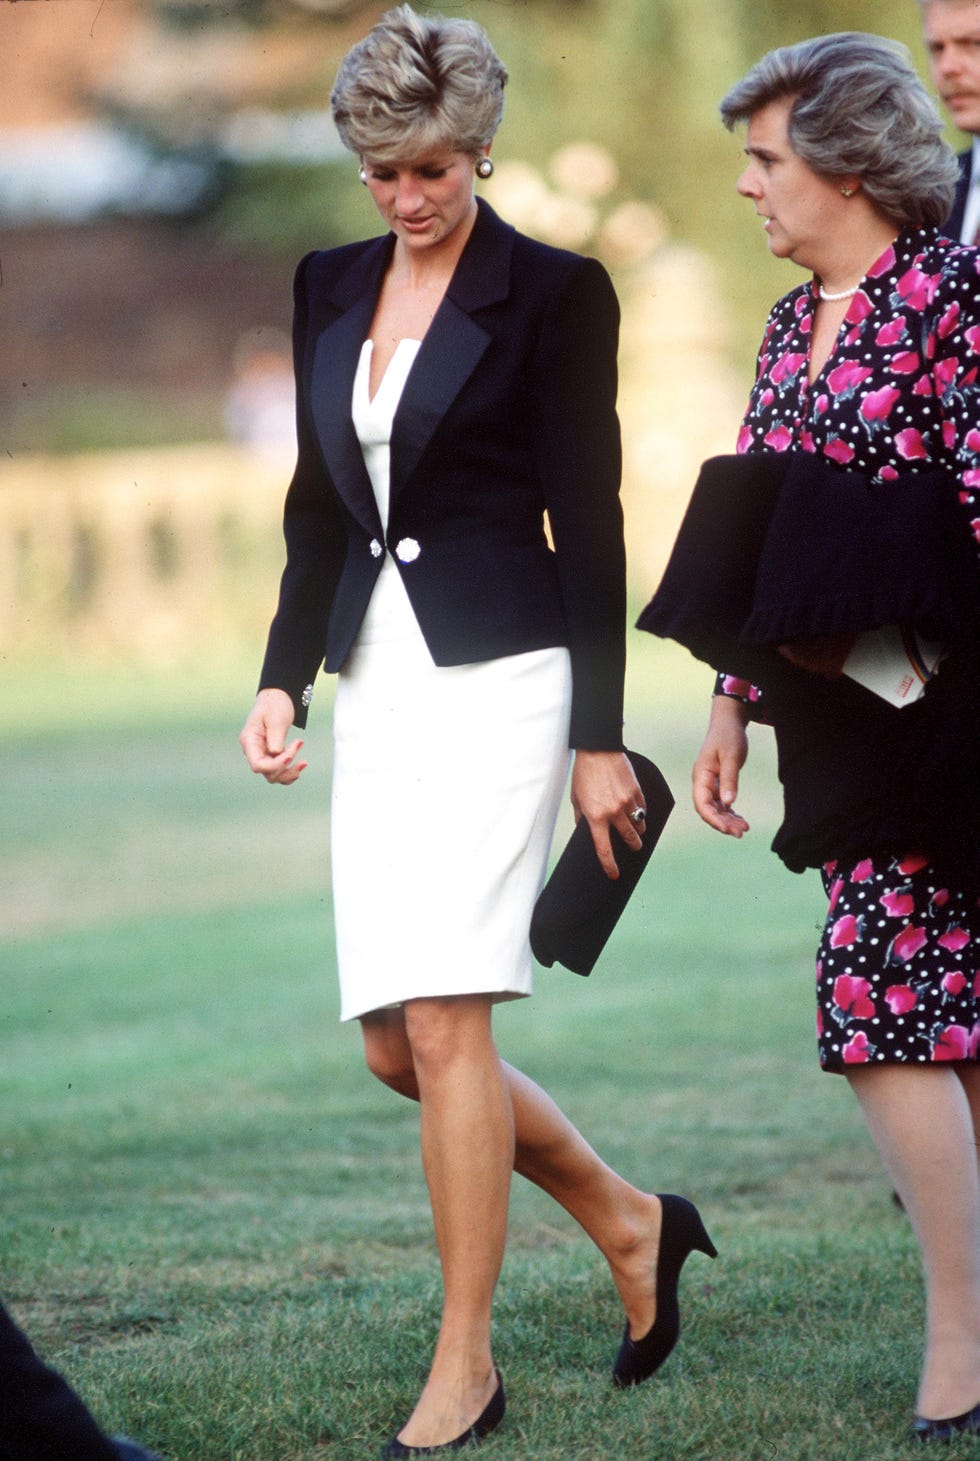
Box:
[737,230,980,558]
[816,853,978,1070]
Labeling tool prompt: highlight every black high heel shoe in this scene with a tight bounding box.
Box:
[912,1400,980,1443]
[380,1371,505,1458]
[611,1193,717,1388]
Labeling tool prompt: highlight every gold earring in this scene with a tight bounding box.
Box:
[840,185,855,197]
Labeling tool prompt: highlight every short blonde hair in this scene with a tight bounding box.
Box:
[330,4,507,163]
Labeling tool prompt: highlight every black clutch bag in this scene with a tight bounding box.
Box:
[530,750,674,977]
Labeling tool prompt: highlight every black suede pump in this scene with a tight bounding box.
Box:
[912,1400,980,1443]
[381,1372,505,1458]
[611,1193,717,1388]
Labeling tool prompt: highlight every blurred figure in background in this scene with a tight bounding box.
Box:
[241,4,714,1455]
[223,327,296,460]
[919,0,980,239]
[641,31,979,1445]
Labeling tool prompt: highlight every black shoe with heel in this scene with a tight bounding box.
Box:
[381,1371,505,1458]
[912,1401,980,1443]
[611,1193,717,1388]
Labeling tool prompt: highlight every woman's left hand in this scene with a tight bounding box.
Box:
[571,750,646,880]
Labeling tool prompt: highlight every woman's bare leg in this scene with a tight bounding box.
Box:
[960,1063,980,1175]
[362,1009,664,1344]
[846,1064,980,1420]
[389,995,511,1449]
[505,1063,663,1337]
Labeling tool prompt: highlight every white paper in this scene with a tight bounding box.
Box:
[842,625,946,707]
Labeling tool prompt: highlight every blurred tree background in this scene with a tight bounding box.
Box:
[0,0,958,667]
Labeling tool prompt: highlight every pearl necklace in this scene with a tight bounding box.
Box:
[817,281,860,302]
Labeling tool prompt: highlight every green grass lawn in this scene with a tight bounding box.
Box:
[0,643,966,1459]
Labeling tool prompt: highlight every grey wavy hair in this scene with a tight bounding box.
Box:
[330,4,508,163]
[720,32,958,228]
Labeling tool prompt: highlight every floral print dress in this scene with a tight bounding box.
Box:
[721,228,980,1071]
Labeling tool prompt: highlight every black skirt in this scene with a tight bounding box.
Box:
[762,651,980,874]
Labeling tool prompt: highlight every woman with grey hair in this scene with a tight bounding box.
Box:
[718,28,960,227]
[241,5,714,1454]
[641,30,979,1445]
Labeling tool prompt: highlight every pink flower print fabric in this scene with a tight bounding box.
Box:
[737,229,980,542]
[713,230,980,1074]
[816,854,979,1071]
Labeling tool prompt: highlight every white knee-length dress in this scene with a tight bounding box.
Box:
[330,338,573,1022]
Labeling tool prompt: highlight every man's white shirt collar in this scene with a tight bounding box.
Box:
[960,138,980,242]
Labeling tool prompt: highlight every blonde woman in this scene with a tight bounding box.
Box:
[241,7,714,1455]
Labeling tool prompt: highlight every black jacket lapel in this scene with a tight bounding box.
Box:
[308,236,394,539]
[390,200,514,502]
[310,296,382,539]
[390,302,491,493]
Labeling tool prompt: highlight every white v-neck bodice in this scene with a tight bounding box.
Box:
[351,337,421,527]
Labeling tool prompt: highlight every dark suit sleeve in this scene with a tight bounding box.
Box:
[942,151,971,241]
[531,257,626,749]
[0,1300,120,1460]
[258,254,348,728]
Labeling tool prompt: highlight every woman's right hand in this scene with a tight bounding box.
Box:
[571,749,647,880]
[239,688,308,785]
[692,694,751,837]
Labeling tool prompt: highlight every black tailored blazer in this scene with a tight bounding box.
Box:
[944,149,972,241]
[258,199,626,750]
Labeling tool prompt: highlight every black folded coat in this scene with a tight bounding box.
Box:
[636,450,980,874]
[530,750,674,976]
[636,452,961,681]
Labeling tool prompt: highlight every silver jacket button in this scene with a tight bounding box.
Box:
[369,538,383,558]
[395,537,421,563]
[301,684,314,708]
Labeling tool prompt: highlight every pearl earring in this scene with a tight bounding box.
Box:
[358,167,367,185]
[475,157,494,179]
